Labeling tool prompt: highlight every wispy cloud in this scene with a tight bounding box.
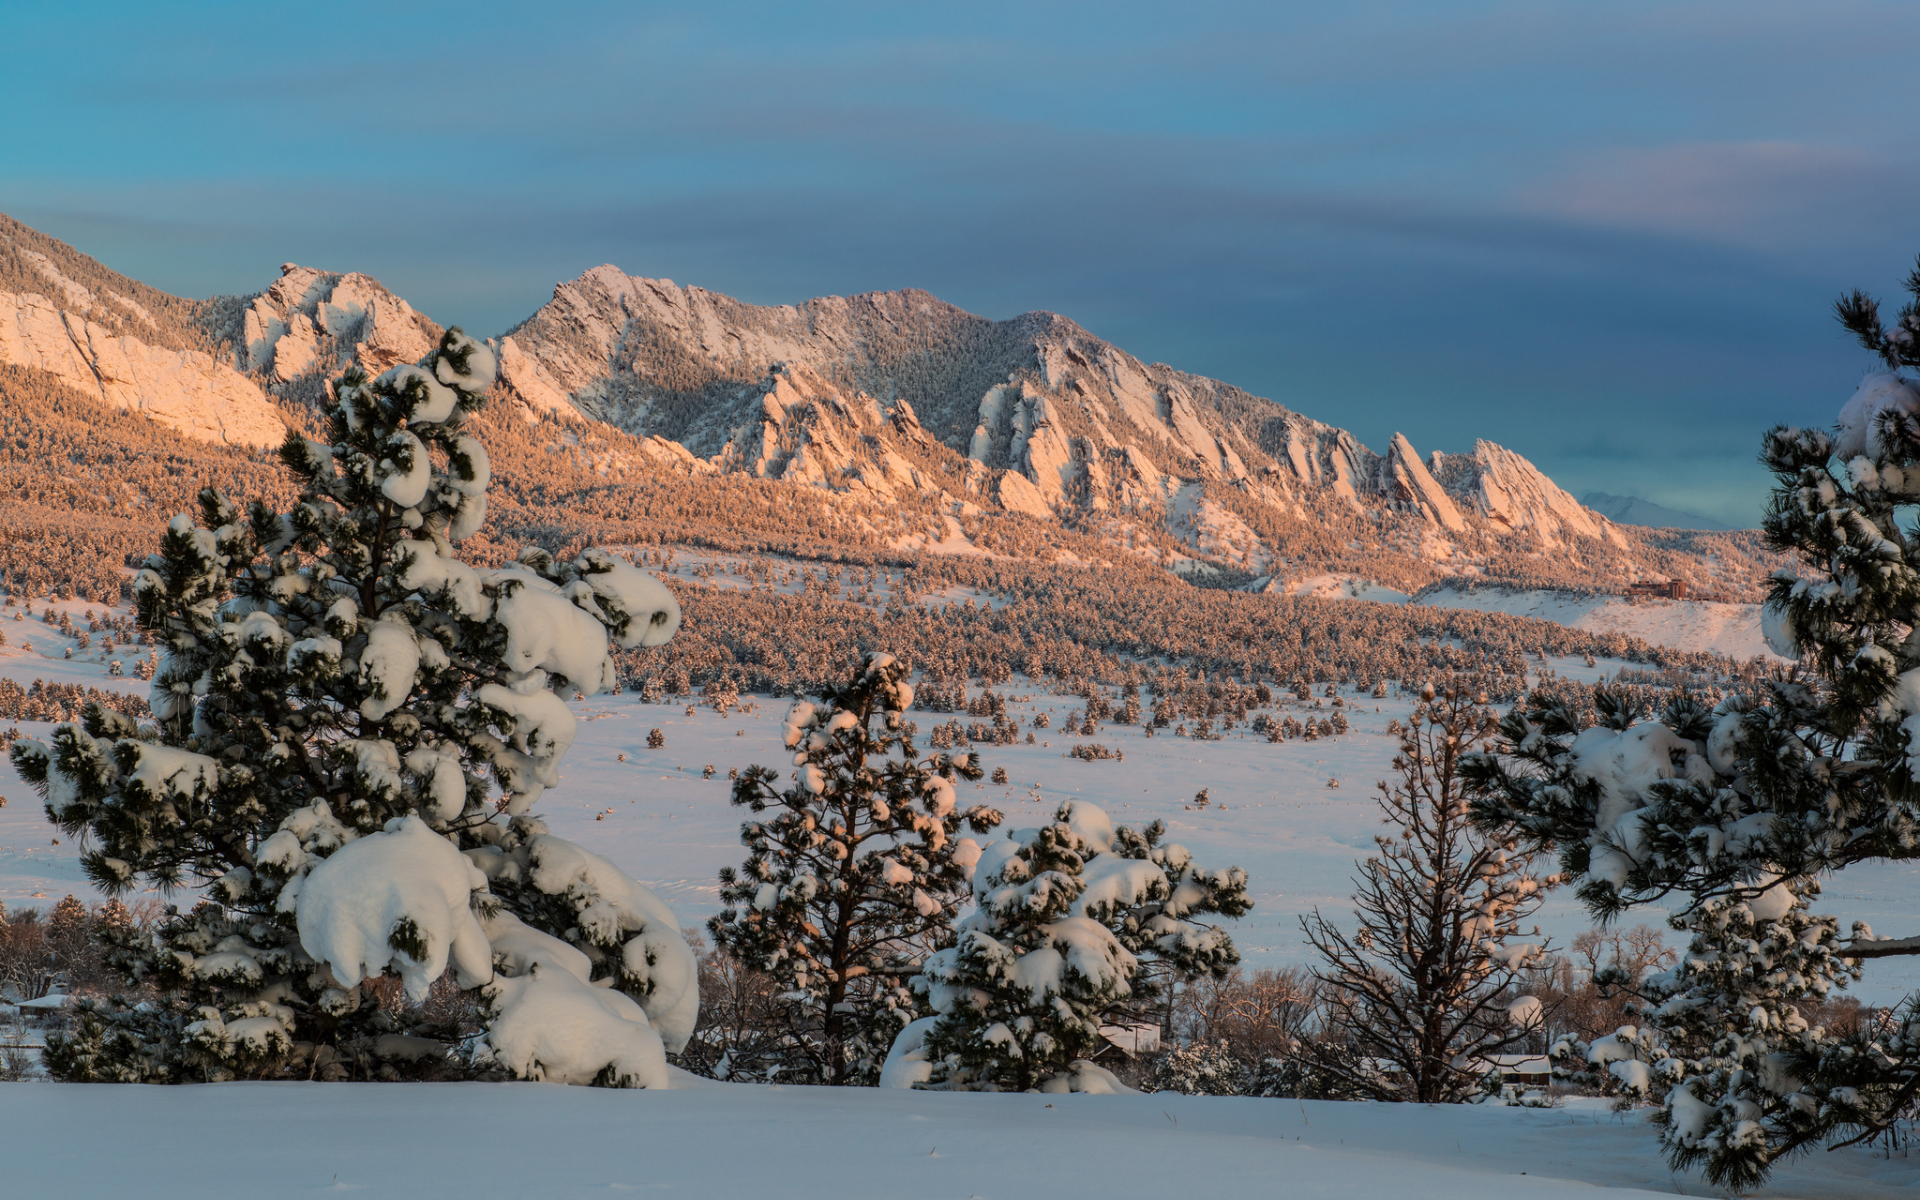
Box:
[1516,140,1914,247]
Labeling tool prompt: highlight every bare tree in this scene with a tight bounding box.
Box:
[1302,682,1557,1102]
[1173,965,1323,1063]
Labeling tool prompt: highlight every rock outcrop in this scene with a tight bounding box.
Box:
[0,290,285,447]
[494,263,1628,561]
[1432,440,1626,548]
[242,264,440,383]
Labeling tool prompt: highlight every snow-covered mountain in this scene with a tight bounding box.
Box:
[1581,491,1736,532]
[493,264,1625,553]
[0,216,1781,598]
[0,217,284,447]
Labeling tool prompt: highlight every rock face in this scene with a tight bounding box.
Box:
[1433,441,1626,548]
[714,362,939,502]
[495,263,1627,558]
[1385,433,1466,534]
[242,264,440,383]
[0,216,449,454]
[0,290,285,447]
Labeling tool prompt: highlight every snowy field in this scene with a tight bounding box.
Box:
[4,604,1918,1004]
[4,598,1918,1199]
[1412,587,1779,663]
[1274,577,1781,662]
[2,1078,1910,1199]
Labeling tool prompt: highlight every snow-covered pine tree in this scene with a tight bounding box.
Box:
[708,652,1001,1084]
[1098,812,1250,1035]
[12,332,696,1086]
[887,800,1249,1092]
[1461,262,1920,1185]
[1302,682,1555,1104]
[1549,1021,1671,1102]
[1468,690,1860,1185]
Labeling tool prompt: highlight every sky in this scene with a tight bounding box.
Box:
[6,1,1920,526]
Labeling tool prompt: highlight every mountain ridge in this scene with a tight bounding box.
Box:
[0,216,1784,602]
[1581,491,1737,532]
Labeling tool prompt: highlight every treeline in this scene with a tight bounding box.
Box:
[613,551,1775,702]
[0,679,150,729]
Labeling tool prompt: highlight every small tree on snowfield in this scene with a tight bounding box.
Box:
[910,804,1132,1092]
[13,332,696,1085]
[1303,681,1554,1103]
[895,800,1249,1092]
[709,652,1001,1085]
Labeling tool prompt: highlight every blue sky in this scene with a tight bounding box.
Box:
[7,1,1919,525]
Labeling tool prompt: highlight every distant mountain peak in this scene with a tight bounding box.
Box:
[1581,492,1735,532]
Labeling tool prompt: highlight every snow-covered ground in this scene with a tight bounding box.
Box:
[1412,587,1779,662]
[1288,574,1413,604]
[3,597,1916,1197]
[5,621,1917,1004]
[1251,578,1778,661]
[1,1078,1908,1199]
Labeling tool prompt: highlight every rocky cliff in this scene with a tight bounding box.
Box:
[495,263,1633,562]
[0,218,284,447]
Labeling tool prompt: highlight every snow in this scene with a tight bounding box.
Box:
[122,743,219,805]
[397,540,489,618]
[523,834,699,1050]
[1412,587,1783,661]
[475,683,577,811]
[434,331,498,394]
[1,1080,1910,1199]
[295,815,494,1001]
[7,624,1920,1005]
[377,430,431,508]
[878,1014,937,1088]
[488,570,615,692]
[1288,574,1413,604]
[481,964,670,1088]
[1834,372,1920,461]
[572,550,682,648]
[356,621,420,720]
[1006,916,1136,998]
[1569,723,1706,887]
[405,742,468,823]
[1762,598,1800,659]
[1273,580,1783,661]
[481,909,593,983]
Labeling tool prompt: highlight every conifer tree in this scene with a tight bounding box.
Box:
[1464,256,1920,1187]
[1303,682,1554,1104]
[893,800,1249,1092]
[709,653,1001,1084]
[11,332,695,1085]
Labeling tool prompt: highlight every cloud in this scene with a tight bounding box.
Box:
[1515,140,1915,247]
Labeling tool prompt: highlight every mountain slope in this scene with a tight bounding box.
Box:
[0,216,284,447]
[495,264,1780,596]
[0,217,1786,601]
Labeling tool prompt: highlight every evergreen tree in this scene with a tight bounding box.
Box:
[11,333,695,1085]
[709,653,1001,1084]
[897,800,1249,1092]
[1462,258,1920,1186]
[1303,682,1555,1104]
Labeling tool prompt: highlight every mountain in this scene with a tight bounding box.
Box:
[0,217,1786,605]
[0,216,284,447]
[1581,491,1737,532]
